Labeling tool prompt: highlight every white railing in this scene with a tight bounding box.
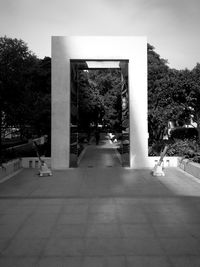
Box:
[21,157,51,168]
[0,159,22,183]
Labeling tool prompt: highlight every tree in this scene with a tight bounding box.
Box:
[23,56,51,137]
[147,44,196,144]
[0,37,51,161]
[169,69,195,126]
[89,69,122,130]
[78,70,104,130]
[165,67,200,140]
[0,36,37,157]
[190,63,200,139]
[77,69,122,131]
[148,43,171,143]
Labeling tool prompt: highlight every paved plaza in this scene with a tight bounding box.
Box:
[1,141,200,266]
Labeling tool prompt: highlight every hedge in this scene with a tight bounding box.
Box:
[170,127,198,140]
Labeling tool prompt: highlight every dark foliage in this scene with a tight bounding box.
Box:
[170,127,198,140]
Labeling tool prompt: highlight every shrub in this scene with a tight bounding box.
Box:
[170,127,198,140]
[149,138,199,157]
[148,141,165,156]
[192,156,200,163]
[166,139,196,157]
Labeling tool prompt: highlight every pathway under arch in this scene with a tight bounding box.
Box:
[78,133,121,168]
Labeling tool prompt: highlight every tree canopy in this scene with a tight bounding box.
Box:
[148,44,200,144]
[78,69,122,131]
[0,36,51,157]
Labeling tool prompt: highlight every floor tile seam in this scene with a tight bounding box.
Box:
[53,223,87,239]
[2,206,37,215]
[149,230,195,240]
[150,220,176,239]
[152,236,200,257]
[2,237,49,258]
[174,214,200,225]
[166,255,182,267]
[0,255,40,258]
[36,237,57,259]
[82,237,129,257]
[0,255,41,265]
[36,249,81,265]
[79,216,89,239]
[88,198,115,206]
[125,255,174,267]
[34,255,53,266]
[37,203,68,258]
[77,172,89,201]
[83,251,166,257]
[82,255,128,267]
[147,213,185,224]
[124,255,130,267]
[114,204,125,236]
[85,223,123,238]
[81,199,92,236]
[0,239,12,257]
[19,176,43,198]
[43,237,121,258]
[86,205,124,237]
[0,196,194,200]
[34,202,64,208]
[62,207,89,214]
[160,251,200,257]
[35,236,189,257]
[142,208,169,256]
[0,250,169,258]
[0,205,39,255]
[138,202,156,227]
[194,236,200,245]
[115,205,148,217]
[125,255,175,267]
[37,255,85,266]
[85,254,126,261]
[88,209,118,216]
[148,172,180,194]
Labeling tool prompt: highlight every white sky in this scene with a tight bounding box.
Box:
[0,0,200,69]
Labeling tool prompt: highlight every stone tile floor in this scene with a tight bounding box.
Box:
[78,140,121,168]
[0,167,200,266]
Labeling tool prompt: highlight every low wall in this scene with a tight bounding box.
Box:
[22,157,178,169]
[178,158,200,179]
[0,159,22,183]
[147,157,179,168]
[21,157,51,168]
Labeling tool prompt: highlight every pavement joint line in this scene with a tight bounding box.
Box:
[0,168,23,184]
[0,196,199,200]
[114,145,122,164]
[77,145,88,166]
[178,167,200,184]
[36,198,64,260]
[0,200,39,255]
[144,205,171,260]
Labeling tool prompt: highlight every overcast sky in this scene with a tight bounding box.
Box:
[0,0,200,70]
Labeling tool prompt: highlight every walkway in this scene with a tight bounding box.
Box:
[79,135,121,167]
[0,167,200,266]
